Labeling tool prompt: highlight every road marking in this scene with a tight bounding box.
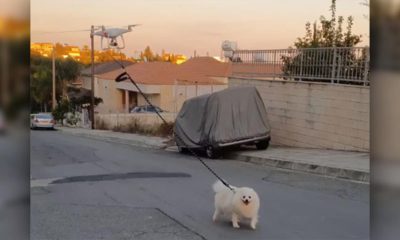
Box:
[30,178,61,187]
[30,172,191,187]
[165,146,178,152]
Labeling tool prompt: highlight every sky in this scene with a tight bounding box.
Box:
[31,0,369,57]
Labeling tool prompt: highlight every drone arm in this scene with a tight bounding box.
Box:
[119,35,126,50]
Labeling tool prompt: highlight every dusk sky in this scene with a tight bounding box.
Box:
[31,0,369,57]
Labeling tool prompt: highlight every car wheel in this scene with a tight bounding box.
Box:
[177,145,188,154]
[205,145,219,159]
[256,140,269,150]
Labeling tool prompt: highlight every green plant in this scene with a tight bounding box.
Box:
[156,122,174,137]
[281,0,366,84]
[52,99,70,124]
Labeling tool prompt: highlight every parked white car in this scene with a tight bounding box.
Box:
[30,113,55,130]
[130,105,165,113]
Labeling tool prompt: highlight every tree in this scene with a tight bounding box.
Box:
[31,56,52,112]
[67,87,103,109]
[281,0,367,84]
[140,46,155,62]
[54,43,67,58]
[293,0,361,48]
[31,55,83,112]
[52,99,70,123]
[55,58,82,99]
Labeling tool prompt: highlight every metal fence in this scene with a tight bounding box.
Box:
[230,47,370,85]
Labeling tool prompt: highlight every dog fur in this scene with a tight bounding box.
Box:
[212,180,260,229]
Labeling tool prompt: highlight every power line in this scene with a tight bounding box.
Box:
[32,25,120,34]
[32,29,91,34]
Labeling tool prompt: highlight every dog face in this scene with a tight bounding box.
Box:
[241,194,253,205]
[237,187,258,206]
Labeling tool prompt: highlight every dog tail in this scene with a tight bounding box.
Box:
[212,180,233,193]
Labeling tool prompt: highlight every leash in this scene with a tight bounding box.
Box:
[105,55,235,192]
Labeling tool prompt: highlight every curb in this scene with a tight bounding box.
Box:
[166,146,369,182]
[227,152,369,183]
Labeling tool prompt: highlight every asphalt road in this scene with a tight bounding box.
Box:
[31,130,369,240]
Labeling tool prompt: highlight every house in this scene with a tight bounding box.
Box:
[80,61,134,113]
[31,43,54,57]
[81,57,231,113]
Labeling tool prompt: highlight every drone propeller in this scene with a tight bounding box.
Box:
[93,25,139,50]
[128,24,141,30]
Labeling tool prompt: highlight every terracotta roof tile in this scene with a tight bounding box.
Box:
[81,60,134,76]
[97,57,231,85]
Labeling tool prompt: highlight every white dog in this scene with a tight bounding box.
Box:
[212,180,260,230]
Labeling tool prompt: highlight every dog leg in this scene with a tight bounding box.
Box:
[212,209,220,222]
[250,217,258,230]
[232,213,240,228]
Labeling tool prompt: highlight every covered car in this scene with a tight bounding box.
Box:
[174,86,271,158]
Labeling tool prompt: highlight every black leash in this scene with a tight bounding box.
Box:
[106,55,234,192]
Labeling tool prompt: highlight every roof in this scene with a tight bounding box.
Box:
[81,60,134,76]
[97,57,231,85]
[100,62,180,85]
[178,57,232,84]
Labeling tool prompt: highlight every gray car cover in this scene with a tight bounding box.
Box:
[174,86,271,148]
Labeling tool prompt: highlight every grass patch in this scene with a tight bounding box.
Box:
[110,119,174,137]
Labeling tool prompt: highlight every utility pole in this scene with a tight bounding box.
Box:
[1,39,9,106]
[52,44,56,110]
[90,25,95,129]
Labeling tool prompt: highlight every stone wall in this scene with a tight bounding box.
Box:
[95,113,175,133]
[229,77,369,152]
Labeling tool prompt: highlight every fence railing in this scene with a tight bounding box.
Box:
[230,47,370,85]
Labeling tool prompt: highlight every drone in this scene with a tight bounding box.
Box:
[93,25,139,50]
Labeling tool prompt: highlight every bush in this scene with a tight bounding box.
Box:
[52,99,70,124]
[110,119,174,137]
[156,122,174,137]
[96,118,109,130]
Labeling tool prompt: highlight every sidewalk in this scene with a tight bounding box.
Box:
[57,126,369,182]
[57,126,169,149]
[226,147,370,182]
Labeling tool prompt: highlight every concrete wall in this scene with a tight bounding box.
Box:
[96,78,125,113]
[83,76,228,114]
[172,84,227,112]
[137,94,161,108]
[82,76,125,113]
[229,77,369,152]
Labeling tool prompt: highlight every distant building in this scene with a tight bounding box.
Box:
[31,43,54,57]
[175,55,187,64]
[64,46,81,60]
[30,42,130,63]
